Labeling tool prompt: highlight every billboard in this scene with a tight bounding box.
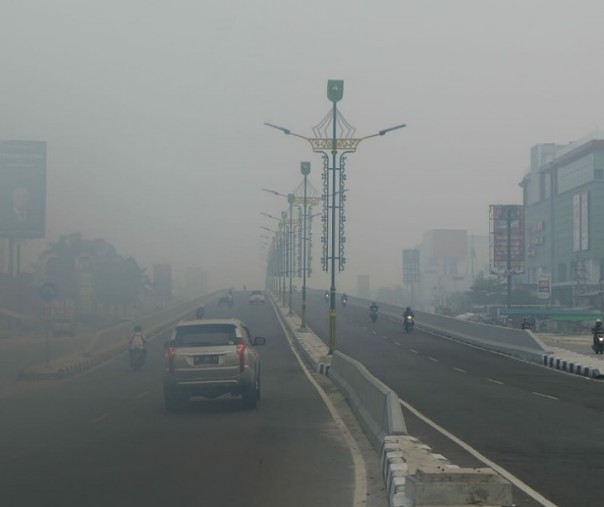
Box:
[0,141,47,239]
[402,249,420,284]
[489,205,524,274]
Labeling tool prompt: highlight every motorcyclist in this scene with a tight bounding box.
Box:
[403,307,415,320]
[592,319,603,349]
[521,317,531,330]
[195,305,205,319]
[324,291,329,302]
[129,325,147,365]
[341,293,348,305]
[369,302,379,313]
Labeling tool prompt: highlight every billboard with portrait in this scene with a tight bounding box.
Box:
[489,204,525,274]
[0,140,47,239]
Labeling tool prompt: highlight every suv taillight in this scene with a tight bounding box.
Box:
[165,346,175,375]
[237,339,247,373]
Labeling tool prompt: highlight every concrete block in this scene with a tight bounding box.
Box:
[406,468,512,506]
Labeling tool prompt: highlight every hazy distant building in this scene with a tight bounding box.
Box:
[414,229,489,312]
[357,275,370,299]
[153,263,172,302]
[185,266,207,299]
[520,131,604,306]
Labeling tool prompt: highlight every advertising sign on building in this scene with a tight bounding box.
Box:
[537,276,551,300]
[489,205,525,274]
[0,141,47,239]
[402,249,420,284]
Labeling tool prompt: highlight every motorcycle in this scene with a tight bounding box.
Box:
[324,292,329,303]
[129,348,146,370]
[195,306,205,319]
[404,315,415,333]
[341,297,347,308]
[593,334,604,354]
[369,308,378,323]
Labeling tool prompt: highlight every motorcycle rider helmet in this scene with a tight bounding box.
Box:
[406,307,411,312]
[597,319,602,325]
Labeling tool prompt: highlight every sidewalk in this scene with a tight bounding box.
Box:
[535,332,604,378]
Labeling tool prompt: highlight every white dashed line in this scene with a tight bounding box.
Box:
[409,349,418,354]
[454,367,467,373]
[531,392,559,401]
[428,357,439,363]
[91,413,110,424]
[487,378,504,385]
[135,391,150,399]
[394,342,402,346]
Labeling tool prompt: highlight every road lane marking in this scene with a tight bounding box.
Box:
[398,398,557,507]
[454,367,466,373]
[409,349,418,354]
[394,342,402,346]
[382,336,389,340]
[428,357,439,362]
[91,413,110,424]
[135,391,150,399]
[487,378,504,385]
[6,444,46,463]
[531,392,559,401]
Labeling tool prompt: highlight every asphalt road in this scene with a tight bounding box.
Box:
[303,293,604,507]
[0,296,384,507]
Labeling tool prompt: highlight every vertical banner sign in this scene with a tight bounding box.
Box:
[581,191,589,251]
[489,205,525,275]
[537,276,551,300]
[573,193,581,252]
[0,140,47,239]
[573,192,590,252]
[402,249,420,284]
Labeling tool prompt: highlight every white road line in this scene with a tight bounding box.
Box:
[487,378,504,385]
[428,357,439,363]
[91,413,110,424]
[454,367,467,373]
[398,398,557,507]
[6,444,46,463]
[394,342,402,346]
[382,336,389,340]
[135,391,150,399]
[409,349,418,354]
[531,392,559,401]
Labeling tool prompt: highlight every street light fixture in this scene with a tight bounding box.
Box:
[265,80,406,354]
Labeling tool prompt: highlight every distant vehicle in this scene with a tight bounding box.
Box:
[52,319,76,337]
[163,319,266,411]
[248,290,265,305]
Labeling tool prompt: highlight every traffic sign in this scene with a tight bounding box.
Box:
[39,282,58,301]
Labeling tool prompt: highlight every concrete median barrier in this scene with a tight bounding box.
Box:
[328,351,407,453]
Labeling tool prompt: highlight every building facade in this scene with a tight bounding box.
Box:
[520,132,604,306]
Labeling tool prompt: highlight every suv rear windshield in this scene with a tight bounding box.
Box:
[175,324,238,347]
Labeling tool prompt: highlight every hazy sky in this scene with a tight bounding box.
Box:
[2,0,603,292]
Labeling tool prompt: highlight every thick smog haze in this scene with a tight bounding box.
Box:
[2,0,602,292]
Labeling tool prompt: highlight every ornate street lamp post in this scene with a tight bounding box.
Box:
[265,80,405,353]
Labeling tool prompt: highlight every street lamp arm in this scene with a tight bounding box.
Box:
[356,123,407,142]
[262,188,287,197]
[264,122,314,146]
[264,122,291,135]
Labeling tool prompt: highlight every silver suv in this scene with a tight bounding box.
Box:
[163,319,266,411]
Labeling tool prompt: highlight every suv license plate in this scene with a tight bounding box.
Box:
[194,355,219,365]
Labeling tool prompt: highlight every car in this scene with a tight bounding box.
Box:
[163,318,266,411]
[248,290,265,305]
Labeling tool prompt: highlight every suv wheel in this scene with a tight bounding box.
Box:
[242,379,259,410]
